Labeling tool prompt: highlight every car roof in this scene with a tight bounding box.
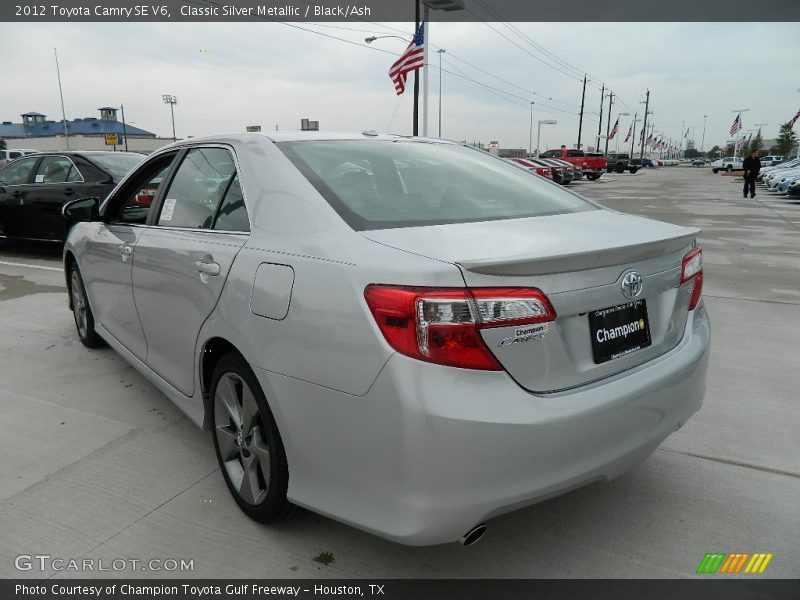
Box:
[164,131,460,145]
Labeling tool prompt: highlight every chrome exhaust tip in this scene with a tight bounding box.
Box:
[460,523,487,546]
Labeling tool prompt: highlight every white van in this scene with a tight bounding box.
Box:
[0,148,38,166]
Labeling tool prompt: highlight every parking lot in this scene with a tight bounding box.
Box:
[0,166,798,579]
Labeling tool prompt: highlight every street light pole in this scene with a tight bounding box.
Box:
[701,115,707,152]
[639,89,650,161]
[437,48,446,138]
[162,94,177,141]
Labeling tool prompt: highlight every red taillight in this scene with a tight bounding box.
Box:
[680,247,703,310]
[537,167,552,178]
[364,285,556,371]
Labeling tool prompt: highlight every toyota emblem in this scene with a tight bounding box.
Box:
[621,271,644,299]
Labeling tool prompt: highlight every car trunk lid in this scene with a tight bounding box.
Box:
[363,210,699,392]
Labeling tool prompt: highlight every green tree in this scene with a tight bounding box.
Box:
[774,123,798,158]
[0,138,6,151]
[750,132,764,155]
[683,148,702,158]
[706,145,722,159]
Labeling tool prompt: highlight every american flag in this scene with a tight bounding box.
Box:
[388,23,425,96]
[730,113,742,136]
[608,118,619,140]
[623,123,632,143]
[788,107,800,128]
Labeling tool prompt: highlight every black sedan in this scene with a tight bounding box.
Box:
[0,151,143,242]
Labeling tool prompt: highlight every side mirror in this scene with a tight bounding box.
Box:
[63,197,100,223]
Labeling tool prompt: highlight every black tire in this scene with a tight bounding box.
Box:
[69,265,103,348]
[615,163,625,173]
[726,165,733,172]
[211,353,293,523]
[586,173,601,181]
[712,169,719,174]
[629,167,639,174]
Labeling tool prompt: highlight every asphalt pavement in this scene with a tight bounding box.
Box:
[0,166,797,579]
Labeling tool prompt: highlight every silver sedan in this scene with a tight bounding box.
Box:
[63,132,710,546]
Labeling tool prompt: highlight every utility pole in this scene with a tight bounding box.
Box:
[604,91,614,155]
[577,75,587,149]
[596,83,605,152]
[630,112,639,158]
[639,89,650,161]
[120,104,128,151]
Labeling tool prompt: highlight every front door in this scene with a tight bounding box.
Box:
[0,156,39,239]
[81,154,177,360]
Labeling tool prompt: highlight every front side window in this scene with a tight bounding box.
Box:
[106,153,177,225]
[34,156,82,184]
[157,148,237,229]
[279,140,596,231]
[0,156,38,186]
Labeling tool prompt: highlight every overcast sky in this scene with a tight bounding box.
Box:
[4,21,799,152]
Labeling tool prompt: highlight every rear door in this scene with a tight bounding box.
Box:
[131,146,249,396]
[26,155,87,240]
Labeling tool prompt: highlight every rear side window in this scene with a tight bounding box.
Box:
[213,175,250,232]
[279,140,595,231]
[0,156,38,186]
[567,150,584,157]
[34,156,82,184]
[157,148,236,229]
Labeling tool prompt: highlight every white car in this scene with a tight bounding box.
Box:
[711,157,743,173]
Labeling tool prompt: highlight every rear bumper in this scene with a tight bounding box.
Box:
[257,302,710,546]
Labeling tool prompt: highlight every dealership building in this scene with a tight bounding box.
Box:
[0,107,174,153]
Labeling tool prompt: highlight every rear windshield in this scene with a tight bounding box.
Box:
[87,153,144,179]
[278,140,596,230]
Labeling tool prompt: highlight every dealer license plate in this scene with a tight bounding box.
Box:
[588,299,652,364]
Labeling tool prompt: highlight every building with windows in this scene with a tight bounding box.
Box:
[0,107,174,153]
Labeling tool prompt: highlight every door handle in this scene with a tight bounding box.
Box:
[195,260,220,276]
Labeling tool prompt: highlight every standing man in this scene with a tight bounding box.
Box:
[742,150,761,198]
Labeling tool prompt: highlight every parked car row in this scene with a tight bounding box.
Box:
[509,157,582,185]
[757,156,800,197]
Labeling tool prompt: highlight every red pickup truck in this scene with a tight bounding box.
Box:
[539,147,607,180]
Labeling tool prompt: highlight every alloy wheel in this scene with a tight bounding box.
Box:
[214,372,272,505]
[71,270,88,338]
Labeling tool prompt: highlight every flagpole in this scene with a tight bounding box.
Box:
[604,91,614,155]
[421,5,429,136]
[412,0,420,136]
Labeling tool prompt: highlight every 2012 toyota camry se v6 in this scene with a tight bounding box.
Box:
[62,132,710,546]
